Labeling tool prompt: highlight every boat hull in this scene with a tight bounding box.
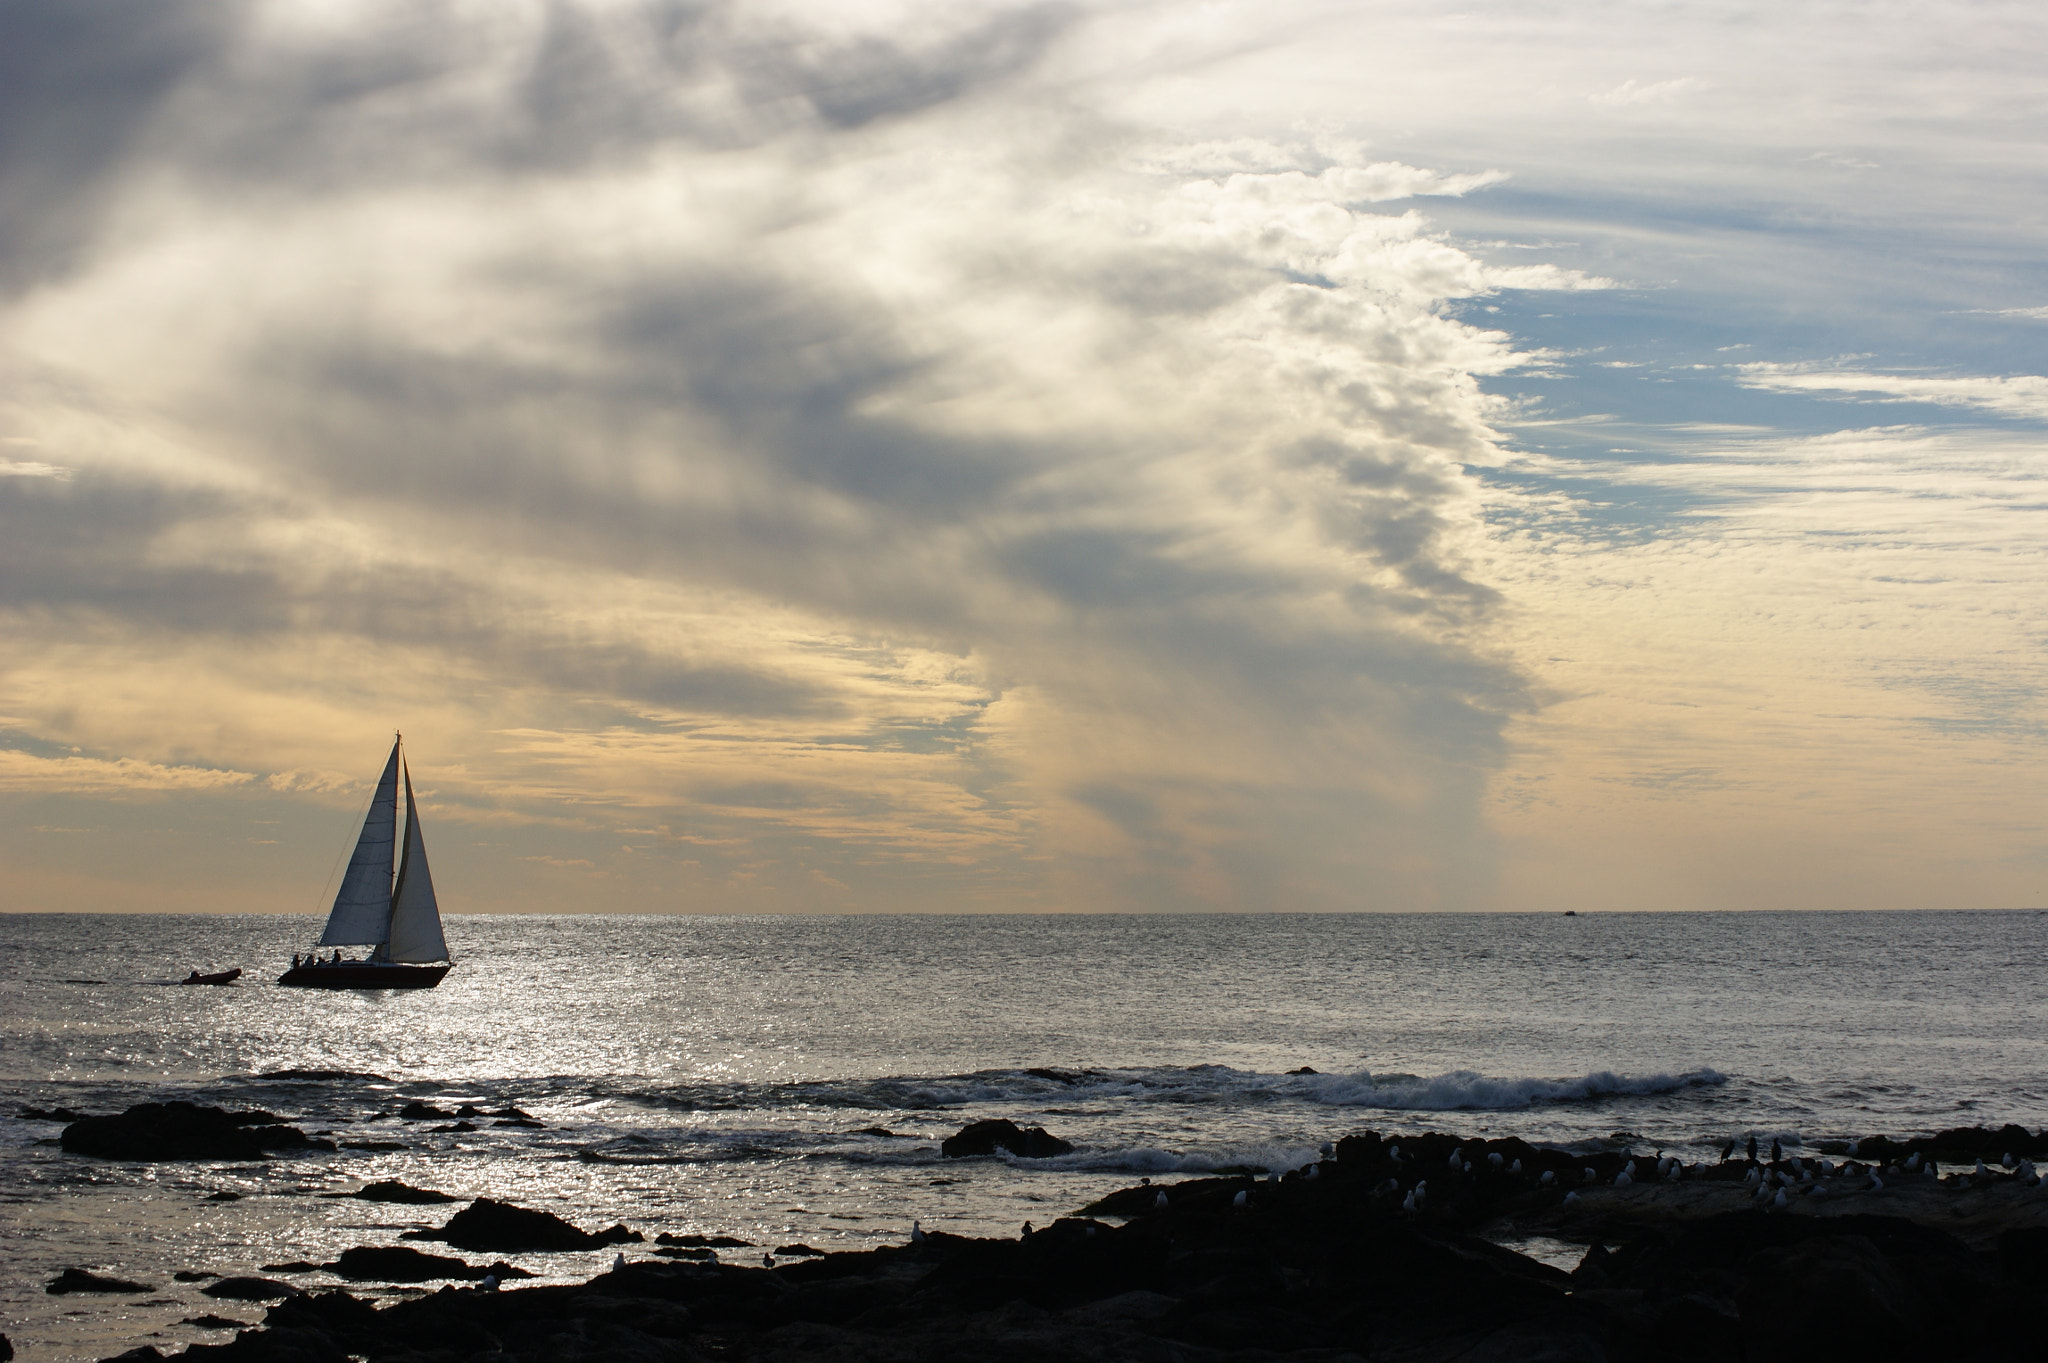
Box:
[278,963,450,990]
[182,968,243,986]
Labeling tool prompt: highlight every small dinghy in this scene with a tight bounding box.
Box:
[280,733,453,990]
[181,968,243,986]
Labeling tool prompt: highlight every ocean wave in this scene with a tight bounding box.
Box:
[1295,1068,1727,1111]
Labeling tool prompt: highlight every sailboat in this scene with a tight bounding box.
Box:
[279,734,453,989]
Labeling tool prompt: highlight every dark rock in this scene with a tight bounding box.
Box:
[350,1178,458,1204]
[179,1315,246,1330]
[1287,1066,1319,1075]
[774,1243,826,1258]
[427,1121,478,1132]
[259,1263,323,1275]
[940,1118,1075,1159]
[338,1140,406,1152]
[0,1332,10,1363]
[19,1106,89,1122]
[492,1117,545,1128]
[204,1190,242,1202]
[172,1271,218,1282]
[396,1101,451,1120]
[854,1126,897,1137]
[412,1197,644,1252]
[99,1349,164,1363]
[328,1246,532,1283]
[201,1276,302,1301]
[61,1102,334,1161]
[656,1232,752,1247]
[48,1269,155,1295]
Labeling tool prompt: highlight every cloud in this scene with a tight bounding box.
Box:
[1588,77,1708,107]
[0,459,72,479]
[0,0,1582,913]
[1736,364,2048,422]
[0,749,256,793]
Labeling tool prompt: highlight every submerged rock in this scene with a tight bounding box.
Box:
[940,1118,1074,1159]
[47,1269,154,1295]
[60,1102,334,1161]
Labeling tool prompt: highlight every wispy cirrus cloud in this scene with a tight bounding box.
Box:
[1736,364,2048,421]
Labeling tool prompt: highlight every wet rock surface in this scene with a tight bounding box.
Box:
[91,1124,2048,1362]
[61,1102,335,1161]
[48,1269,155,1295]
[940,1117,1075,1159]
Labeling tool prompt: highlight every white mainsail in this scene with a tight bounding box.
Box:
[314,736,450,962]
[386,762,449,963]
[318,740,402,946]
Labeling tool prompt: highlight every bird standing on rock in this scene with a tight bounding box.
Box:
[1747,1135,1759,1162]
[1771,1138,1783,1164]
[612,1253,627,1272]
[910,1222,927,1246]
[1154,1190,1169,1210]
[1722,1140,1737,1162]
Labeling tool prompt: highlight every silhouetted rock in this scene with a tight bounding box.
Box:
[19,1106,89,1122]
[60,1102,333,1161]
[328,1246,531,1283]
[178,1316,245,1330]
[396,1100,451,1120]
[407,1197,644,1252]
[940,1118,1074,1159]
[200,1277,301,1302]
[48,1269,154,1295]
[348,1178,457,1204]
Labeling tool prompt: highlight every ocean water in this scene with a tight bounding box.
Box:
[5,910,2048,1361]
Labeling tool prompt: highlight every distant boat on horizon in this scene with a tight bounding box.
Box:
[279,734,453,990]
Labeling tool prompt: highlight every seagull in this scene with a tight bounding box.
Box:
[1722,1140,1737,1162]
[479,1275,498,1292]
[612,1253,627,1272]
[1401,1190,1417,1214]
[1747,1135,1759,1163]
[1770,1139,1783,1164]
[1488,1151,1504,1170]
[1563,1191,1581,1207]
[1667,1162,1682,1182]
[1773,1189,1789,1211]
[1614,1170,1632,1188]
[1624,1160,1637,1177]
[910,1221,927,1246]
[1867,1175,1884,1192]
[1153,1190,1169,1210]
[1021,1222,1034,1237]
[1303,1164,1319,1181]
[1389,1145,1402,1162]
[1539,1169,1555,1186]
[1232,1190,1248,1209]
[2004,1152,2017,1169]
[1320,1143,1335,1159]
[1846,1139,1861,1156]
[1976,1159,1990,1177]
[1449,1148,1464,1170]
[1583,1167,1598,1184]
[763,1253,775,1269]
[1904,1152,1921,1172]
[1509,1159,1522,1175]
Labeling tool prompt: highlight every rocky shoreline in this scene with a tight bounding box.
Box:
[35,1106,2048,1362]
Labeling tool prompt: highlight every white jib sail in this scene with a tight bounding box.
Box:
[386,761,449,963]
[319,740,401,946]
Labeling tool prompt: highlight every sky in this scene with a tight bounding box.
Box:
[2,0,2044,917]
